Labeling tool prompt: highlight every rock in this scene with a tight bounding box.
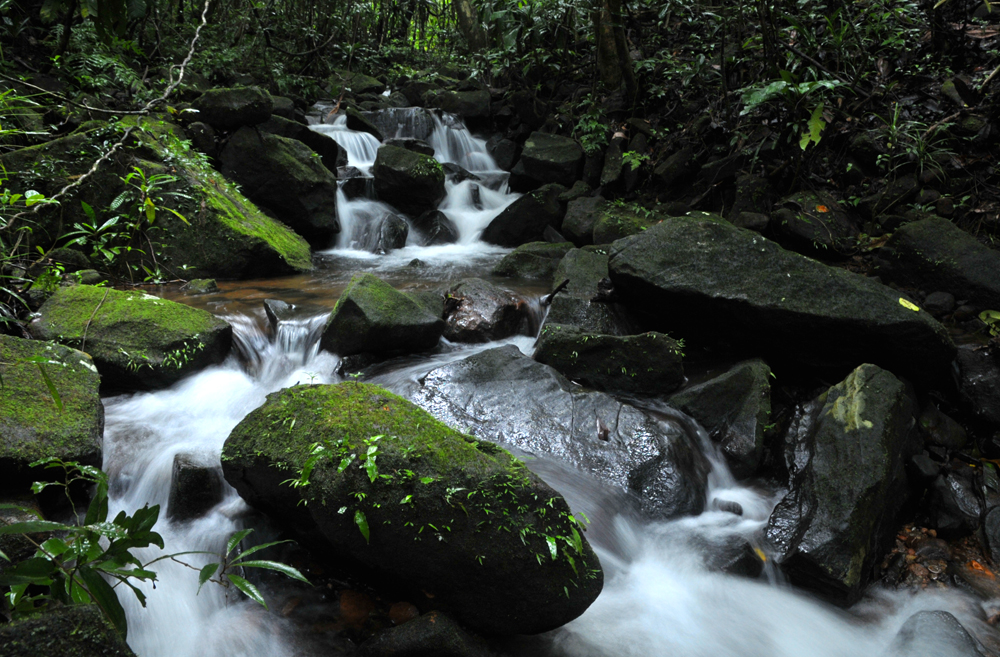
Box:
[345,106,385,141]
[27,247,92,278]
[923,291,956,316]
[220,126,340,247]
[368,213,409,254]
[413,210,459,245]
[508,90,548,130]
[535,325,684,395]
[481,183,566,247]
[443,278,527,343]
[330,69,385,96]
[222,383,603,635]
[359,611,489,657]
[770,191,858,256]
[440,163,479,184]
[396,345,709,520]
[270,95,301,122]
[729,175,773,218]
[425,89,491,120]
[180,278,218,295]
[592,202,661,245]
[0,605,138,656]
[0,335,103,492]
[956,346,1000,429]
[559,181,592,203]
[880,217,1000,310]
[731,211,769,232]
[400,80,440,107]
[0,496,48,570]
[320,273,444,358]
[485,135,519,171]
[509,132,584,191]
[859,174,920,219]
[373,145,446,217]
[882,610,986,657]
[259,115,348,173]
[764,364,919,603]
[666,360,771,479]
[918,403,967,449]
[607,218,956,384]
[928,466,982,535]
[652,146,695,188]
[599,136,626,188]
[985,506,1000,565]
[545,247,632,336]
[263,298,292,334]
[167,453,224,521]
[192,86,273,130]
[562,196,606,246]
[29,285,232,392]
[491,241,574,280]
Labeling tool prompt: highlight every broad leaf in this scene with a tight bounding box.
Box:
[234,560,309,584]
[227,573,266,609]
[226,529,253,556]
[197,563,219,594]
[78,566,129,639]
[0,520,69,535]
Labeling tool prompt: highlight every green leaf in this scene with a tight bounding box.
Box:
[229,539,291,562]
[0,557,57,585]
[197,563,219,594]
[36,363,63,412]
[226,529,253,556]
[545,535,558,560]
[232,560,309,584]
[354,510,370,544]
[227,573,267,609]
[0,520,69,535]
[799,103,826,151]
[78,566,129,639]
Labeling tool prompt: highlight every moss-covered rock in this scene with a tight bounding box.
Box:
[509,132,584,191]
[0,605,138,656]
[491,241,574,280]
[0,335,103,491]
[372,145,446,217]
[330,69,386,96]
[191,86,273,130]
[28,285,232,391]
[545,246,633,336]
[425,89,491,119]
[591,202,662,245]
[561,196,606,246]
[481,183,567,247]
[221,382,603,635]
[259,115,348,173]
[320,273,444,357]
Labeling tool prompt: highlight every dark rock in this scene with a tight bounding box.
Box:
[859,175,920,219]
[545,247,632,336]
[167,453,224,521]
[370,213,409,254]
[653,146,695,188]
[770,191,859,256]
[259,115,348,173]
[491,241,574,280]
[918,403,967,449]
[732,211,769,232]
[729,175,773,218]
[396,345,710,520]
[373,145,446,217]
[27,247,91,277]
[508,90,548,130]
[956,346,1000,429]
[359,611,489,657]
[883,610,986,657]
[592,202,661,245]
[180,278,218,295]
[485,135,518,171]
[425,89,491,120]
[186,121,217,159]
[509,132,584,191]
[929,468,982,535]
[561,197,606,246]
[29,285,232,392]
[270,95,301,122]
[543,225,566,243]
[443,278,527,343]
[330,69,385,96]
[880,217,1000,310]
[599,136,626,189]
[320,273,444,357]
[707,538,764,578]
[220,127,340,247]
[223,382,603,635]
[764,364,918,603]
[607,218,956,384]
[401,80,440,107]
[263,298,292,334]
[910,452,942,483]
[413,210,459,245]
[192,86,273,130]
[923,291,956,316]
[666,360,771,479]
[0,605,138,656]
[985,506,1000,565]
[440,162,480,184]
[384,138,435,157]
[346,107,385,141]
[559,181,592,203]
[481,183,566,247]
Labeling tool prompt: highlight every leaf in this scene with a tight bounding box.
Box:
[80,201,96,222]
[229,539,291,562]
[78,566,129,639]
[899,297,921,312]
[197,563,219,594]
[232,560,310,584]
[165,207,190,225]
[226,529,253,556]
[0,520,69,535]
[545,535,558,560]
[354,510,370,544]
[227,573,267,609]
[799,103,826,151]
[0,557,58,585]
[37,363,63,412]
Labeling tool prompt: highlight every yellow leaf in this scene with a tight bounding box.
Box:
[753,547,767,562]
[899,298,921,311]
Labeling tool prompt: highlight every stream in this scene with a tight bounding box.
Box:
[99,108,993,657]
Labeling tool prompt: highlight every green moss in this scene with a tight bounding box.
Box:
[592,203,663,244]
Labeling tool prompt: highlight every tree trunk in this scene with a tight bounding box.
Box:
[454,0,486,52]
[593,1,621,89]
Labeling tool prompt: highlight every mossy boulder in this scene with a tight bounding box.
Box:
[509,132,584,191]
[259,115,348,173]
[561,196,606,246]
[764,364,918,603]
[425,89,491,120]
[481,183,567,247]
[221,382,603,635]
[191,86,273,130]
[591,203,662,245]
[608,218,956,384]
[330,69,385,96]
[0,605,138,657]
[534,324,684,395]
[491,241,574,280]
[320,273,444,357]
[545,247,633,336]
[28,285,232,392]
[0,335,103,492]
[372,145,446,217]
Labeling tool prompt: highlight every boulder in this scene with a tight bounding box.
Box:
[562,197,606,246]
[29,285,232,392]
[191,86,273,130]
[481,183,566,247]
[485,136,519,171]
[545,247,632,336]
[509,132,584,191]
[491,241,574,280]
[770,191,858,256]
[425,89,491,120]
[956,346,1000,429]
[320,273,444,357]
[346,107,385,141]
[591,202,662,245]
[330,69,385,96]
[384,137,435,157]
[372,145,447,217]
[666,360,771,479]
[0,335,103,491]
[269,95,303,122]
[534,325,684,395]
[607,218,956,384]
[395,345,709,520]
[413,210,459,245]
[360,612,489,657]
[764,364,919,603]
[167,453,224,522]
[349,213,410,254]
[0,605,138,657]
[222,382,603,635]
[259,115,348,172]
[879,216,1000,310]
[652,145,695,188]
[443,278,527,343]
[882,611,986,657]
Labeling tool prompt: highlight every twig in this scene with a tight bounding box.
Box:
[923,111,963,140]
[81,288,110,353]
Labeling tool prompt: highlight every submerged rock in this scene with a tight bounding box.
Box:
[882,610,986,657]
[222,383,603,635]
[167,453,224,522]
[359,611,489,657]
[29,285,232,392]
[442,278,527,343]
[765,364,919,603]
[0,605,138,656]
[481,183,567,247]
[373,145,447,217]
[414,210,459,246]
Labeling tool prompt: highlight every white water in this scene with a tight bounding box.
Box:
[102,311,996,657]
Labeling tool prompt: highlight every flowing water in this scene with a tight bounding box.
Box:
[98,108,998,657]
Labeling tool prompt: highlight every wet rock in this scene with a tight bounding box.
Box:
[918,403,967,449]
[425,89,491,121]
[220,127,340,247]
[545,247,632,336]
[929,468,982,535]
[481,183,566,247]
[765,364,919,603]
[509,132,584,191]
[29,285,232,392]
[485,135,518,171]
[383,137,435,157]
[180,278,218,295]
[491,241,574,280]
[373,145,446,217]
[561,196,606,246]
[223,383,603,635]
[167,453,224,522]
[0,496,48,569]
[414,210,459,245]
[263,298,292,334]
[666,360,771,479]
[592,202,662,245]
[330,69,385,96]
[443,278,527,343]
[320,273,444,358]
[923,291,956,316]
[440,163,479,184]
[0,605,138,656]
[960,346,1000,430]
[770,191,858,256]
[879,216,1000,310]
[369,213,409,254]
[984,506,1000,564]
[0,335,103,492]
[360,611,489,657]
[704,537,764,578]
[883,610,986,657]
[259,115,348,173]
[535,324,684,395]
[400,80,441,107]
[345,107,385,141]
[910,452,942,483]
[192,86,273,130]
[396,345,710,520]
[607,218,956,384]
